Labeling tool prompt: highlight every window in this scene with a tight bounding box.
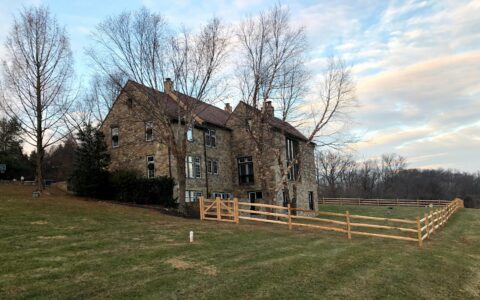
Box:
[186,155,201,178]
[185,191,202,202]
[111,127,119,148]
[126,98,133,109]
[308,191,314,210]
[286,138,300,181]
[238,156,254,185]
[207,159,219,175]
[187,126,193,142]
[147,155,155,178]
[205,129,216,147]
[212,192,232,199]
[145,121,153,141]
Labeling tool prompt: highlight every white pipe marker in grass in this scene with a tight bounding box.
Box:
[190,231,194,243]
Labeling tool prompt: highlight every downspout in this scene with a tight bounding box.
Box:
[203,128,209,197]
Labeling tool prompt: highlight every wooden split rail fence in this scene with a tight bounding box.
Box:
[199,197,464,247]
[320,197,450,207]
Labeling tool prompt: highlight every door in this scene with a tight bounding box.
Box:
[248,191,263,212]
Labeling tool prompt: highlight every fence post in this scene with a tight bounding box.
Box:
[346,211,351,239]
[425,213,429,239]
[322,197,325,205]
[287,204,292,230]
[216,197,221,220]
[416,216,423,248]
[199,196,204,221]
[234,197,239,224]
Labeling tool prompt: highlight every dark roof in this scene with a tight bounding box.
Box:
[126,80,307,140]
[237,101,308,141]
[126,80,230,129]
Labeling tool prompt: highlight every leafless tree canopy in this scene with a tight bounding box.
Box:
[87,8,169,91]
[306,57,356,147]
[1,6,75,190]
[87,8,230,210]
[236,4,308,114]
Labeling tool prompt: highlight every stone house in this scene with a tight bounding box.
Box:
[101,79,318,210]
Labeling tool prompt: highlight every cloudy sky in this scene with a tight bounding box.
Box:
[1,0,479,172]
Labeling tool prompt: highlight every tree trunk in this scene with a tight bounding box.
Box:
[175,151,187,214]
[35,72,44,191]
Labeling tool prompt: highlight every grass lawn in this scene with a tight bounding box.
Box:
[1,185,479,299]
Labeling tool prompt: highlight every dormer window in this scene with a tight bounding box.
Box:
[111,127,119,148]
[205,129,216,147]
[145,121,153,141]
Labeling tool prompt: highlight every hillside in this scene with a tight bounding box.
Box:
[1,185,479,299]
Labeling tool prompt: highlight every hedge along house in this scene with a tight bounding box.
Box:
[101,79,318,210]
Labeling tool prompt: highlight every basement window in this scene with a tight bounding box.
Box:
[185,191,202,203]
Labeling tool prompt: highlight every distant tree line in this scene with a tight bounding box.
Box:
[316,151,480,208]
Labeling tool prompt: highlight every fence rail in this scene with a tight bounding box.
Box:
[199,197,464,247]
[320,197,450,207]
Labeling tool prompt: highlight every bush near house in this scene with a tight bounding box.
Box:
[111,170,176,207]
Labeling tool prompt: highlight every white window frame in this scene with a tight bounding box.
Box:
[187,126,193,142]
[185,190,202,203]
[111,127,119,148]
[186,155,201,179]
[147,155,155,178]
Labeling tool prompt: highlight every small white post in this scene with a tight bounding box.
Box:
[189,231,194,243]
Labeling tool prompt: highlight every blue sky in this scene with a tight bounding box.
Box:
[1,0,480,172]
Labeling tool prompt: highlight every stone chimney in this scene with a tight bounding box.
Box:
[264,101,274,117]
[224,103,232,113]
[164,78,173,93]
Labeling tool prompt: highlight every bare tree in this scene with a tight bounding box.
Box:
[316,150,355,197]
[1,6,75,191]
[87,8,229,211]
[235,5,355,207]
[85,72,127,124]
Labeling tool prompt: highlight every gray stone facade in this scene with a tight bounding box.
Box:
[101,81,318,210]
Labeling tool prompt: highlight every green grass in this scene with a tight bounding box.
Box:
[318,204,432,219]
[1,185,479,299]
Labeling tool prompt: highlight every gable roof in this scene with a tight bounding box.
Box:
[126,80,230,129]
[235,101,309,141]
[123,80,308,141]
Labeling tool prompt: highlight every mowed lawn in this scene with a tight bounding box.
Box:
[1,185,479,299]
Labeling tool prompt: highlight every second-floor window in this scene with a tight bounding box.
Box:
[111,127,119,148]
[147,155,155,178]
[205,129,216,147]
[207,159,218,175]
[286,138,300,181]
[145,121,153,141]
[238,156,254,185]
[186,155,201,178]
